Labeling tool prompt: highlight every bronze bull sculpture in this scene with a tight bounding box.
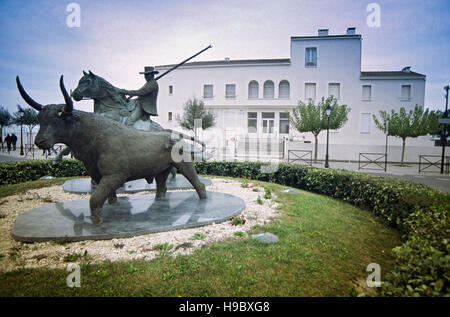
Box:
[16,75,207,224]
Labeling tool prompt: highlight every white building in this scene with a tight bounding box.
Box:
[154,28,439,163]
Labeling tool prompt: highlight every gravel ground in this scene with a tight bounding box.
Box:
[0,178,280,272]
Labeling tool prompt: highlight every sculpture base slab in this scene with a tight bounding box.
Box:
[12,191,245,242]
[63,175,212,194]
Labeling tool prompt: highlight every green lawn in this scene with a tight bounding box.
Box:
[0,178,401,296]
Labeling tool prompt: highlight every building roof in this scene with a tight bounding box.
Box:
[156,58,291,69]
[360,71,426,79]
[291,34,361,41]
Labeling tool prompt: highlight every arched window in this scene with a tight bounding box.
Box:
[263,80,274,98]
[248,81,259,98]
[279,80,290,98]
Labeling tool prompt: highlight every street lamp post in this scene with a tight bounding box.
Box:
[324,105,331,168]
[19,108,24,156]
[385,120,389,172]
[440,85,449,174]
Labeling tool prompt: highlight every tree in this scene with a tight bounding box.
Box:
[373,105,441,165]
[290,96,351,161]
[13,104,39,147]
[0,106,12,150]
[177,97,216,138]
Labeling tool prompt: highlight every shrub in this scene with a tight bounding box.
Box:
[0,159,87,185]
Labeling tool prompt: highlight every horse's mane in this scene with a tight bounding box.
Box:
[92,74,127,106]
[94,74,119,95]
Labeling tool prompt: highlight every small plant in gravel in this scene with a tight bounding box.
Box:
[42,195,53,203]
[62,250,91,262]
[240,181,249,188]
[8,247,21,260]
[256,196,263,205]
[234,231,245,237]
[230,216,246,226]
[252,187,259,192]
[264,187,272,199]
[0,253,6,259]
[153,242,173,256]
[190,233,206,240]
[62,252,82,262]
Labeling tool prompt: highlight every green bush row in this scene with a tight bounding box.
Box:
[0,159,448,296]
[0,159,87,185]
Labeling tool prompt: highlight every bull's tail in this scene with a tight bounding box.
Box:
[164,129,211,161]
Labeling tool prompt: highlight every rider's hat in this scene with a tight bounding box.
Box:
[139,66,159,75]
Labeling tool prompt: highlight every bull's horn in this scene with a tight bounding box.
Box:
[83,70,87,75]
[59,75,73,113]
[16,76,43,111]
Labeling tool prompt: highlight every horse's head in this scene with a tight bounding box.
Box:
[71,70,104,101]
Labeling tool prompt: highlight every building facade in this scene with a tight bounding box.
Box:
[154,28,438,162]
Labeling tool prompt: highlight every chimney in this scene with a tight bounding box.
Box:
[318,29,329,36]
[346,27,356,35]
[402,66,411,73]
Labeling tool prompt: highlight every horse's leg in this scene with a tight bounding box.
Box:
[125,103,143,126]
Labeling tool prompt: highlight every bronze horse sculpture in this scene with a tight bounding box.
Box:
[16,75,207,224]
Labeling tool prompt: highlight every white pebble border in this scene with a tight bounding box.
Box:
[0,178,280,272]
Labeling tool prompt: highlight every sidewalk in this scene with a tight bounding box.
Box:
[0,147,57,162]
[304,160,450,193]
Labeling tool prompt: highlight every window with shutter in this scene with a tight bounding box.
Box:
[279,80,290,99]
[203,84,213,98]
[247,112,257,133]
[279,112,289,134]
[401,85,411,101]
[305,83,316,100]
[360,113,371,133]
[305,47,317,66]
[328,83,340,99]
[248,81,259,98]
[263,81,274,98]
[362,85,371,101]
[225,84,236,98]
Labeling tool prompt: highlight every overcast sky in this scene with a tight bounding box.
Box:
[0,0,449,114]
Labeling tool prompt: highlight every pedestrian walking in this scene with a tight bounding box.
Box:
[5,134,12,153]
[11,133,17,151]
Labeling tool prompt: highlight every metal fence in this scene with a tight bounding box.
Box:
[418,155,450,174]
[288,150,312,166]
[358,153,387,171]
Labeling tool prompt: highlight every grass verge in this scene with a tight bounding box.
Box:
[0,179,400,296]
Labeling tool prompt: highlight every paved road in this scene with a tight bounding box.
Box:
[0,153,28,162]
[366,172,450,193]
[310,161,450,193]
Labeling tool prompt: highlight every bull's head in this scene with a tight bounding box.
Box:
[16,75,75,149]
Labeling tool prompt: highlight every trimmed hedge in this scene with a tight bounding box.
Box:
[0,159,87,186]
[0,159,448,296]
